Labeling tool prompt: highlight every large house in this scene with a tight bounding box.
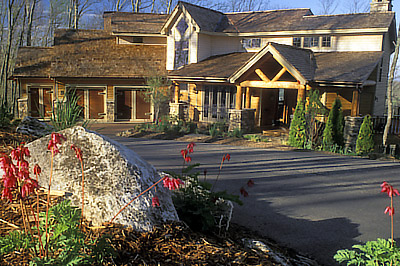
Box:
[11,0,396,131]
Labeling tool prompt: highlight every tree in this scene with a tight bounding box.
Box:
[288,100,307,148]
[317,0,338,14]
[356,115,375,155]
[344,0,369,13]
[383,23,400,150]
[322,97,344,150]
[144,76,171,123]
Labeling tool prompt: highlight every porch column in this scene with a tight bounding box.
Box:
[351,89,360,116]
[245,87,251,108]
[297,85,306,101]
[236,85,242,110]
[174,82,180,103]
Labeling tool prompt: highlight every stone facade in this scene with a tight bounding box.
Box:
[106,101,115,122]
[17,98,28,118]
[344,116,364,151]
[169,102,188,121]
[228,109,255,133]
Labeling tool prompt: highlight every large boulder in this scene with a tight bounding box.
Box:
[16,116,54,137]
[25,126,179,231]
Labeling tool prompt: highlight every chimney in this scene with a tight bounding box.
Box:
[370,0,392,12]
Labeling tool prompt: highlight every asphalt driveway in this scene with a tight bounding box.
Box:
[95,128,400,265]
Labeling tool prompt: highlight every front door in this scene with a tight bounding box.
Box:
[29,87,53,118]
[261,89,279,127]
[116,90,132,120]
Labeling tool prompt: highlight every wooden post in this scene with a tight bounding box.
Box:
[245,87,251,108]
[351,89,360,116]
[297,85,306,101]
[236,85,242,110]
[174,83,180,103]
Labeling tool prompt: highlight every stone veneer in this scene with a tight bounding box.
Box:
[344,116,364,151]
[228,109,256,133]
[169,102,188,121]
[17,98,28,118]
[106,101,115,122]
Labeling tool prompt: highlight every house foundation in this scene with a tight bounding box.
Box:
[106,101,115,122]
[169,102,187,121]
[344,116,364,151]
[228,109,256,133]
[17,98,28,119]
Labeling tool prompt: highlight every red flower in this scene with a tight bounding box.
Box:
[70,144,83,162]
[381,182,400,197]
[21,178,38,198]
[240,187,249,197]
[2,187,12,201]
[163,176,184,190]
[181,149,188,157]
[222,154,231,163]
[184,156,192,163]
[152,196,160,207]
[187,142,195,153]
[247,179,254,187]
[34,164,41,175]
[385,206,395,216]
[48,133,66,155]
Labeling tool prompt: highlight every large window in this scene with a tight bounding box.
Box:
[203,85,236,121]
[293,36,331,48]
[174,18,189,69]
[303,37,319,47]
[322,36,331,47]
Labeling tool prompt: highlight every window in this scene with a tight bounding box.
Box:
[303,37,319,48]
[242,38,261,49]
[174,18,189,70]
[322,36,331,47]
[293,37,301,47]
[203,85,236,121]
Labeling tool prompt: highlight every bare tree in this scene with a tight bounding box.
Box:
[344,0,369,13]
[383,25,400,149]
[317,0,338,15]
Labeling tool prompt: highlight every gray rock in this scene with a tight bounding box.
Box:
[25,126,179,231]
[16,116,54,137]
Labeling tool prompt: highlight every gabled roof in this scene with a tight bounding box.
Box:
[162,2,395,35]
[13,29,166,79]
[169,43,383,85]
[104,12,168,34]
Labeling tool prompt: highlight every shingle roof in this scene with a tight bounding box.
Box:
[169,47,382,84]
[179,2,224,32]
[271,43,315,81]
[169,52,255,79]
[104,12,168,34]
[13,29,166,78]
[219,11,394,33]
[13,47,53,78]
[314,52,383,83]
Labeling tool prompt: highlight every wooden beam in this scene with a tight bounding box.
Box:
[297,85,306,101]
[271,67,287,82]
[174,83,180,103]
[236,85,242,110]
[351,90,360,116]
[255,69,271,82]
[245,87,251,108]
[240,80,303,90]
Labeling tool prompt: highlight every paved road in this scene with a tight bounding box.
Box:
[93,126,400,265]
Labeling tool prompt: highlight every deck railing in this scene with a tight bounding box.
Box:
[371,116,400,134]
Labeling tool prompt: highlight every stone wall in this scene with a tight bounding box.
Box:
[106,101,115,122]
[228,109,255,133]
[344,116,363,151]
[169,102,188,121]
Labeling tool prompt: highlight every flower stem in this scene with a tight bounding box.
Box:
[211,159,224,192]
[110,177,165,223]
[44,148,54,257]
[28,198,44,257]
[391,195,394,247]
[80,160,85,228]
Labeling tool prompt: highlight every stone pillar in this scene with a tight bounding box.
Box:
[106,101,115,122]
[17,98,28,119]
[169,102,187,121]
[228,109,255,133]
[351,90,360,116]
[245,87,251,109]
[236,86,242,110]
[344,116,364,151]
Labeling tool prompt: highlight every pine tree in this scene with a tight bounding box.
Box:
[322,97,344,150]
[356,115,375,155]
[289,100,307,148]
